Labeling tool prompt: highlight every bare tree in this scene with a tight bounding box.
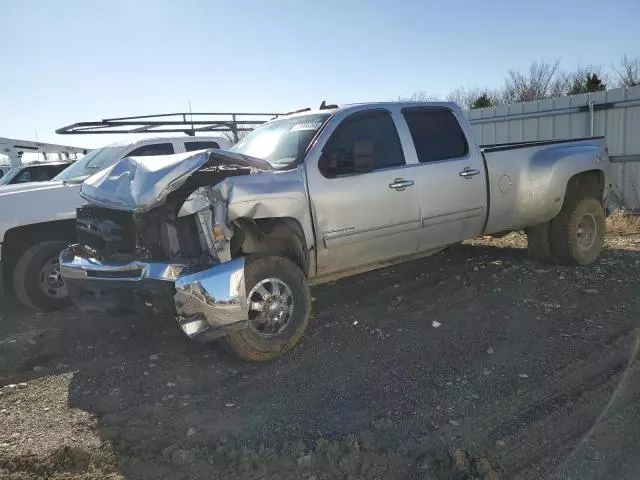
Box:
[613,55,640,87]
[221,129,253,145]
[397,90,441,102]
[446,86,500,109]
[446,86,478,109]
[501,60,567,103]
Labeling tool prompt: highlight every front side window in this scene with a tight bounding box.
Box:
[48,164,69,178]
[31,167,49,182]
[128,143,174,156]
[320,110,405,177]
[185,141,220,152]
[230,113,331,168]
[403,108,469,163]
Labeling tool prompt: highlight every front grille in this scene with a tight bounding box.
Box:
[76,206,137,257]
[85,269,142,279]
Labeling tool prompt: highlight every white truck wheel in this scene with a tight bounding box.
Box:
[13,241,71,312]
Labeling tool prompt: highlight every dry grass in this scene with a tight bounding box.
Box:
[606,210,640,235]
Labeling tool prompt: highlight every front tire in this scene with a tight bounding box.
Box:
[220,255,311,362]
[13,241,71,312]
[550,196,605,265]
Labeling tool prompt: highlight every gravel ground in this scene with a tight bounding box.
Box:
[1,232,640,479]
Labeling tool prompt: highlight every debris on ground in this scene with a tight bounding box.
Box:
[0,232,638,479]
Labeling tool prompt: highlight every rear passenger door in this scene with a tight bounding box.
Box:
[401,107,487,250]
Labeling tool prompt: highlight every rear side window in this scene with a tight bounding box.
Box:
[402,108,468,163]
[185,141,220,152]
[128,143,174,156]
[324,110,405,174]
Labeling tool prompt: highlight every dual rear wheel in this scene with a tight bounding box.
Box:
[527,195,605,265]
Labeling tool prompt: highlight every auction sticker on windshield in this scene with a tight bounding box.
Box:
[290,122,323,132]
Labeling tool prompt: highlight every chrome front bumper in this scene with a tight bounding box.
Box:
[59,247,248,341]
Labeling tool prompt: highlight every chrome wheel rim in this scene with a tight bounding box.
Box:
[39,256,68,299]
[248,278,294,337]
[577,213,597,250]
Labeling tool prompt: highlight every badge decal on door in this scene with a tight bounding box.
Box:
[323,225,356,235]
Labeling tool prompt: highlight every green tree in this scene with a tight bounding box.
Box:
[568,72,606,95]
[471,92,495,109]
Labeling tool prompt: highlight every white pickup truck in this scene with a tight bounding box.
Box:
[59,102,610,361]
[0,161,71,186]
[0,135,230,311]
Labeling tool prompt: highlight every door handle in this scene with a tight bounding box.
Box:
[389,178,414,190]
[459,167,480,179]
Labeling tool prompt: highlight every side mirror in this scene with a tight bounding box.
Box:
[319,139,375,177]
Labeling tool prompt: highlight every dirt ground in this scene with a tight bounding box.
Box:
[1,232,640,479]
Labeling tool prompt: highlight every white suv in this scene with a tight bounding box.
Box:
[0,135,230,311]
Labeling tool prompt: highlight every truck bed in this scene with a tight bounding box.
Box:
[480,136,608,235]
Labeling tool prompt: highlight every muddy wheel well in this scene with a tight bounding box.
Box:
[2,220,76,276]
[566,170,604,202]
[232,217,309,276]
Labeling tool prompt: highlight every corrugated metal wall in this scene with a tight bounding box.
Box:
[465,85,640,209]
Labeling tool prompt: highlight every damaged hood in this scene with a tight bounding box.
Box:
[79,149,273,213]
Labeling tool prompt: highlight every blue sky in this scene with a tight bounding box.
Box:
[1,0,638,148]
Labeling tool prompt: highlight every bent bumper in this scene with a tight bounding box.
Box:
[59,247,248,341]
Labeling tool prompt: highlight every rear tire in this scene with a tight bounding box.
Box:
[550,196,605,265]
[13,241,71,312]
[526,222,557,263]
[219,255,311,362]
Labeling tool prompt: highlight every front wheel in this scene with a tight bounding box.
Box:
[219,255,311,362]
[13,241,72,312]
[550,196,605,265]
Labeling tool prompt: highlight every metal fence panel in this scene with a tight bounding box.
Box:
[465,85,640,209]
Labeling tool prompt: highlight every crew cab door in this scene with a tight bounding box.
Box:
[400,107,487,250]
[305,109,421,277]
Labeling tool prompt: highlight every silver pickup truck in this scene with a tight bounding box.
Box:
[59,102,611,361]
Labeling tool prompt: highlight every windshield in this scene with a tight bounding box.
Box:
[53,146,123,182]
[230,113,331,168]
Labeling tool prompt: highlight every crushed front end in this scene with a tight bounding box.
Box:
[60,150,271,341]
